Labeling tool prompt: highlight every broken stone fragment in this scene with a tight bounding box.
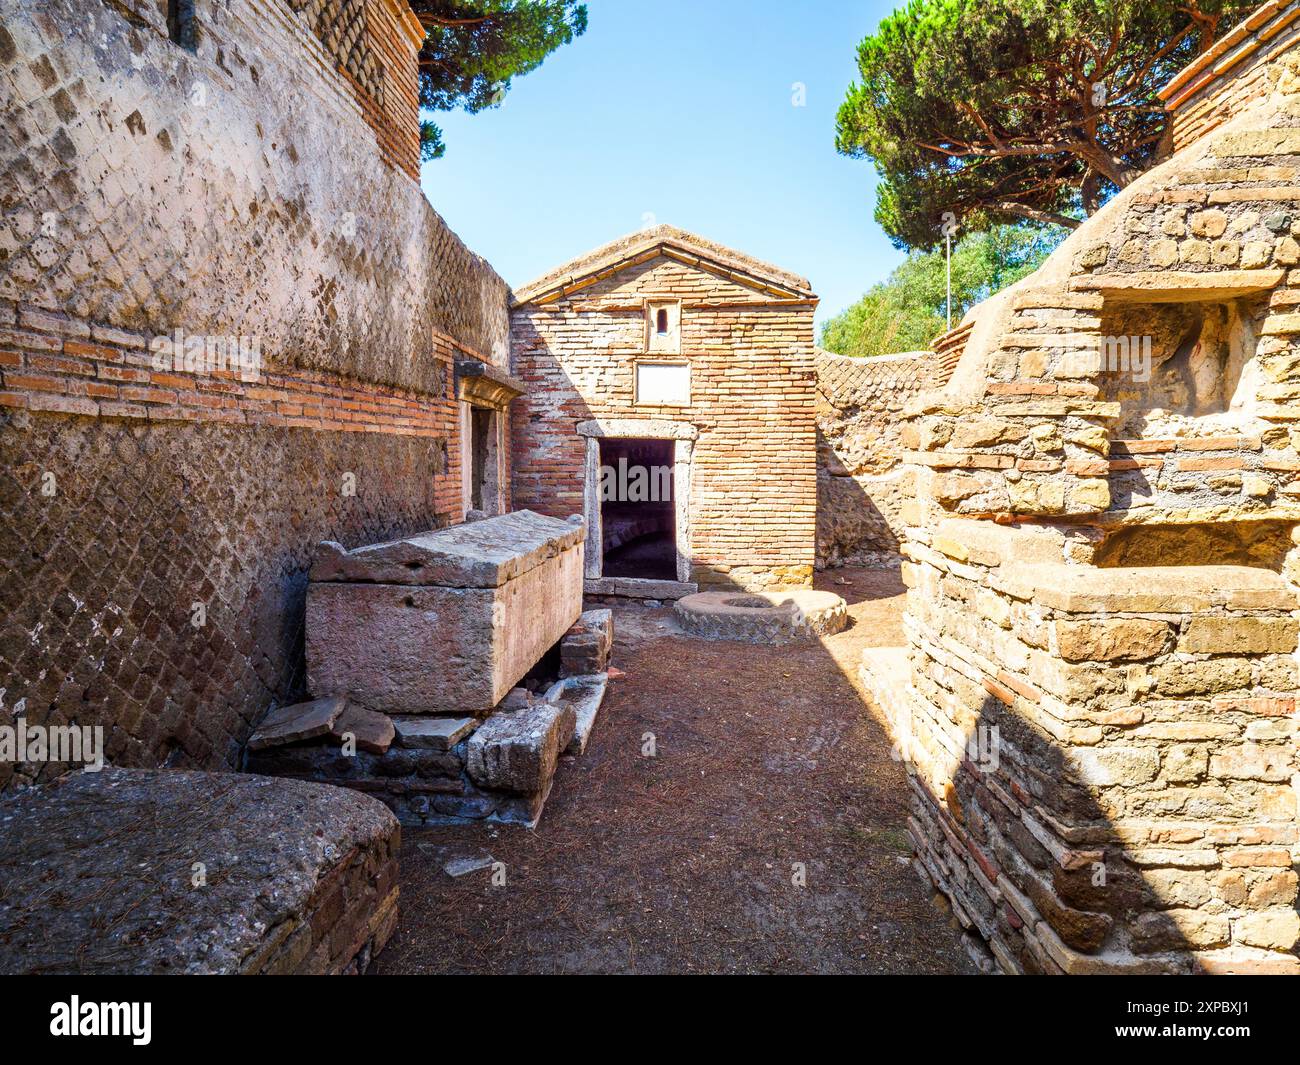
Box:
[466,701,576,794]
[442,852,495,878]
[499,687,534,711]
[392,715,477,751]
[330,703,395,755]
[560,608,613,677]
[248,696,347,751]
[545,674,608,755]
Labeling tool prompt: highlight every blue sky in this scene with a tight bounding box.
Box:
[419,0,904,331]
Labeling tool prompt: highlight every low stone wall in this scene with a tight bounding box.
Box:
[815,349,938,568]
[246,695,577,827]
[0,768,400,974]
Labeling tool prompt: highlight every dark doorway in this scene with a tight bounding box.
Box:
[469,406,497,514]
[599,438,675,580]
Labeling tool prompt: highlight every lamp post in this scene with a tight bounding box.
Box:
[946,230,953,331]
[940,211,958,332]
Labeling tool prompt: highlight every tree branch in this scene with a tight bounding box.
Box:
[992,201,1081,229]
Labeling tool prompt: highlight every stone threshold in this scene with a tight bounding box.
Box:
[584,576,698,600]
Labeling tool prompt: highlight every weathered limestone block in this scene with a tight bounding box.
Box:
[546,674,609,755]
[1070,746,1162,786]
[466,701,576,794]
[0,769,400,974]
[1055,619,1172,662]
[560,608,613,677]
[331,704,395,755]
[1181,616,1299,654]
[306,511,584,715]
[1234,910,1300,951]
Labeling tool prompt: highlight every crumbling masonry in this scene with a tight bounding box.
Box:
[864,3,1300,974]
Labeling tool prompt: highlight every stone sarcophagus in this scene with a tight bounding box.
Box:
[306,511,584,715]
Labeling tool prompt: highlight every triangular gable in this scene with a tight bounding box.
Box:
[511,225,815,307]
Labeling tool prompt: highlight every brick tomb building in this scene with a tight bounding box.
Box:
[509,226,819,596]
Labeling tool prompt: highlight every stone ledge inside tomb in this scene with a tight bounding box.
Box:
[1070,268,1286,302]
[992,562,1298,613]
[0,769,400,975]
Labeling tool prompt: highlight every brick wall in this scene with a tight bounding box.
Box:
[0,0,509,788]
[1161,2,1300,152]
[510,241,817,590]
[866,520,1300,974]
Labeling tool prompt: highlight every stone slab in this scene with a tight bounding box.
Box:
[1070,269,1285,302]
[331,703,395,755]
[466,701,576,794]
[442,851,495,878]
[0,768,400,975]
[546,674,609,755]
[309,510,584,588]
[392,715,477,751]
[248,696,346,751]
[996,564,1298,614]
[584,576,697,600]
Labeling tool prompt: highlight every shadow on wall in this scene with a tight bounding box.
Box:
[815,427,901,569]
[905,690,1203,971]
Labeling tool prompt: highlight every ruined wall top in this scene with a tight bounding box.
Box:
[1,0,510,389]
[905,3,1300,539]
[1161,1,1300,152]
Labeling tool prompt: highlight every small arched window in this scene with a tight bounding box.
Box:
[646,300,680,353]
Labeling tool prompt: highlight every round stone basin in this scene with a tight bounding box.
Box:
[673,589,848,643]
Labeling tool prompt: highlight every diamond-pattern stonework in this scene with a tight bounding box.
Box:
[0,410,449,790]
[291,0,385,107]
[0,0,508,395]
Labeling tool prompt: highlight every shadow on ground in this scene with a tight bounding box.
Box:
[377,566,976,974]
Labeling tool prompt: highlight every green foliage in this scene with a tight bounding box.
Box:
[412,1,588,161]
[820,224,1065,357]
[836,0,1254,249]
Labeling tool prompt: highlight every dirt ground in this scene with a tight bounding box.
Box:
[377,567,976,974]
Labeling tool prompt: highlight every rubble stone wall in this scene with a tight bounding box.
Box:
[873,2,1300,974]
[866,519,1299,974]
[815,348,938,568]
[511,253,818,590]
[0,0,510,789]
